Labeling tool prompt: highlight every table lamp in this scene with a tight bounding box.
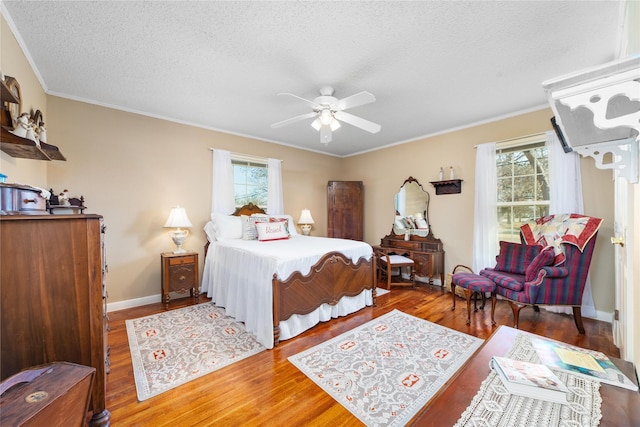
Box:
[297,208,315,236]
[164,206,193,253]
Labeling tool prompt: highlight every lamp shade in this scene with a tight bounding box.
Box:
[163,206,193,228]
[298,208,315,224]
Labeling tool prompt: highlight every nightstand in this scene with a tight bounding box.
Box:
[160,252,199,310]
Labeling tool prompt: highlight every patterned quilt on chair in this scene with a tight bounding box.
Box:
[520,213,603,265]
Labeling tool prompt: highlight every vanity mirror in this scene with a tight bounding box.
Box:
[379,176,445,286]
[393,176,430,237]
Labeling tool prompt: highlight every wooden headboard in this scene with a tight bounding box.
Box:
[232,202,266,216]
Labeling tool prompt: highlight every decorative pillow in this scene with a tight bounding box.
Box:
[241,215,268,240]
[495,241,542,275]
[256,221,290,241]
[269,214,297,235]
[525,246,556,282]
[268,216,290,235]
[211,213,243,241]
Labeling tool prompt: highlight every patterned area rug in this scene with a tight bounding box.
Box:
[288,309,483,426]
[126,303,266,401]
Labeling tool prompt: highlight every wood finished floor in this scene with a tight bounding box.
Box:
[106,283,618,426]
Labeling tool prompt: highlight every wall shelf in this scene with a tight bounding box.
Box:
[430,179,462,195]
[1,126,65,161]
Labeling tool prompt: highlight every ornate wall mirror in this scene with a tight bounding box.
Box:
[392,176,430,237]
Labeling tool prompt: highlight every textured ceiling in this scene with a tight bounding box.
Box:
[1,1,625,157]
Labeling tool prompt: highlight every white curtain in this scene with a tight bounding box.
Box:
[210,151,283,215]
[546,130,596,317]
[211,149,235,215]
[267,158,284,215]
[472,142,498,273]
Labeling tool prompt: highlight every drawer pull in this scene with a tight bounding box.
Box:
[179,275,186,282]
[23,198,37,204]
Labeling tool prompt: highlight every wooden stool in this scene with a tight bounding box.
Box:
[451,273,496,325]
[375,249,415,289]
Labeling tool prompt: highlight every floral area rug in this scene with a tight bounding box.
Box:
[126,302,265,401]
[288,309,483,426]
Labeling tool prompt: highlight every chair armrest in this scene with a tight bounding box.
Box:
[525,266,568,286]
[540,266,569,278]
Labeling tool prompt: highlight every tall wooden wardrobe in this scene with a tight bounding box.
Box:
[327,181,364,241]
[0,215,110,426]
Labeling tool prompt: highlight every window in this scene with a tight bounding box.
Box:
[232,158,268,208]
[496,139,549,242]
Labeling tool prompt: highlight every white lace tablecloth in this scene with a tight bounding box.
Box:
[454,333,602,427]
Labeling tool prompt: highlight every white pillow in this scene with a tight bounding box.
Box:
[256,221,290,241]
[211,213,243,240]
[241,215,268,240]
[204,221,217,242]
[269,214,298,235]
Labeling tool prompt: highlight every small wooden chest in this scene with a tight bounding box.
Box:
[0,362,95,427]
[0,183,47,214]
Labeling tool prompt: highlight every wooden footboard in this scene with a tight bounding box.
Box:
[272,251,376,345]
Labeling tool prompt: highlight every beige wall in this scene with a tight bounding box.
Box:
[46,96,342,303]
[0,16,48,186]
[2,13,615,318]
[344,109,615,315]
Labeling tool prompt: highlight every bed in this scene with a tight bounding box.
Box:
[201,203,376,349]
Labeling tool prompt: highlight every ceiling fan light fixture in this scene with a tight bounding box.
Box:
[319,109,333,126]
[272,87,380,145]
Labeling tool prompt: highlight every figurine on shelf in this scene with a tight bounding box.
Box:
[36,121,47,143]
[25,124,38,144]
[9,112,30,138]
[59,189,71,206]
[449,166,455,180]
[439,167,444,181]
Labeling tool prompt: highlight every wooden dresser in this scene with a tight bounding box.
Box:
[327,180,363,240]
[379,232,445,286]
[0,215,110,426]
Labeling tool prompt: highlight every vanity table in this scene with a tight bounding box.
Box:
[378,177,445,286]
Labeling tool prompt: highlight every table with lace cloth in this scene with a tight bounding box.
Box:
[410,326,640,426]
[453,333,602,427]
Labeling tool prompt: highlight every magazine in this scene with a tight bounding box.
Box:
[490,356,569,404]
[530,336,638,392]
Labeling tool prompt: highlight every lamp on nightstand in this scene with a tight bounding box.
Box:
[164,206,193,253]
[297,208,315,236]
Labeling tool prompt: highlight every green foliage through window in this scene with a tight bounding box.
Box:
[497,141,549,243]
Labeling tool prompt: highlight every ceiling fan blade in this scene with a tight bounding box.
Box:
[334,111,381,134]
[320,125,332,144]
[271,111,318,128]
[336,91,376,111]
[277,92,318,107]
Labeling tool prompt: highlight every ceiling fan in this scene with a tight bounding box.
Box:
[271,86,381,144]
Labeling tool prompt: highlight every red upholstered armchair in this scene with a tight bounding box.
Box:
[479,214,602,334]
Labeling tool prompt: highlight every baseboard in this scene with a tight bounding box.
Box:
[106,293,614,324]
[107,294,161,313]
[588,309,613,323]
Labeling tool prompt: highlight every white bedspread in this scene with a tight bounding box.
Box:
[201,234,373,349]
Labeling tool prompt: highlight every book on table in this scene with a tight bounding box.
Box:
[530,336,638,392]
[490,356,569,404]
